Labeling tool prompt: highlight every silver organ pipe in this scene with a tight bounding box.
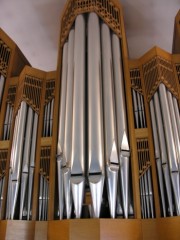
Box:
[63,28,75,219]
[172,96,180,140]
[158,84,180,215]
[20,107,33,220]
[88,13,105,218]
[57,41,68,219]
[153,91,173,216]
[28,112,38,220]
[0,74,5,106]
[101,21,118,219]
[150,100,166,217]
[111,33,131,218]
[49,98,54,137]
[56,12,132,219]
[8,101,27,219]
[167,91,180,169]
[6,102,38,220]
[70,14,86,219]
[3,103,10,140]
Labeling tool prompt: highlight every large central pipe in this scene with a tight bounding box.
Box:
[88,12,105,218]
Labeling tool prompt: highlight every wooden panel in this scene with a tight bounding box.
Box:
[34,221,47,240]
[157,217,180,240]
[70,219,99,240]
[48,220,69,240]
[5,220,35,240]
[0,220,7,239]
[142,219,158,240]
[100,219,142,240]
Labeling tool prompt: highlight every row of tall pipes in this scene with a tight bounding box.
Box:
[56,12,132,219]
[150,83,180,217]
[6,101,38,220]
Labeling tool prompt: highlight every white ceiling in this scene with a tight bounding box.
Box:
[0,0,179,71]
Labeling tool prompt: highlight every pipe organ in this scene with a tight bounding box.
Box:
[0,1,180,240]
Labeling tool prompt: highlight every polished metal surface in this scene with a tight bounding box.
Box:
[3,103,10,140]
[19,107,33,219]
[132,90,139,128]
[87,13,105,218]
[27,112,38,220]
[112,33,131,218]
[158,84,180,215]
[55,13,132,219]
[49,98,54,136]
[71,14,85,175]
[57,41,68,157]
[10,101,27,219]
[56,40,68,219]
[57,155,64,220]
[0,75,5,105]
[153,92,173,216]
[167,91,180,168]
[101,23,119,218]
[62,28,75,219]
[173,96,180,140]
[150,100,166,217]
[64,28,74,167]
[70,14,86,218]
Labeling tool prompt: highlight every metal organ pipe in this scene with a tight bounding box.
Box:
[20,107,33,220]
[57,41,68,219]
[173,96,180,140]
[63,28,75,219]
[111,32,130,218]
[9,101,27,219]
[70,14,86,219]
[167,91,180,168]
[28,112,38,220]
[0,75,5,105]
[158,84,180,215]
[56,13,132,219]
[153,91,173,216]
[149,100,166,217]
[88,13,105,218]
[101,21,118,219]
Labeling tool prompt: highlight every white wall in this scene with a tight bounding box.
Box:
[0,0,179,71]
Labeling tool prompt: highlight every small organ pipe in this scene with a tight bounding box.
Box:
[132,90,139,128]
[173,96,180,140]
[28,112,38,220]
[7,105,13,139]
[0,75,5,105]
[49,99,54,136]
[150,100,166,217]
[20,107,33,220]
[3,103,10,140]
[10,101,27,219]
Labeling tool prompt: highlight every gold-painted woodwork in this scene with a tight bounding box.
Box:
[60,0,121,47]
